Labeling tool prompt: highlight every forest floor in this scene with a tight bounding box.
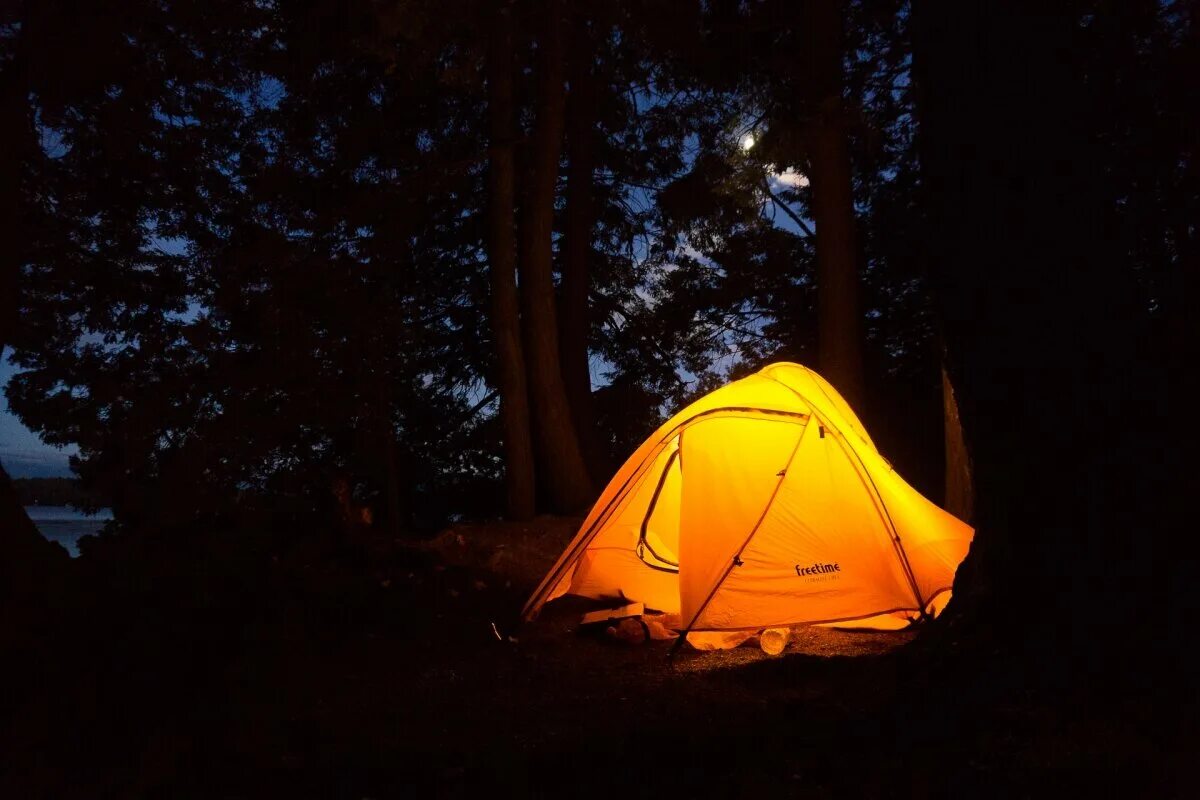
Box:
[1,516,1190,797]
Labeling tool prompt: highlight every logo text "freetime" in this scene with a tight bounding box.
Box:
[795,562,841,576]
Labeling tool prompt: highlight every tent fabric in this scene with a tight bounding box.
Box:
[522,363,974,648]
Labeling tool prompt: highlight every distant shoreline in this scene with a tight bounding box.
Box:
[24,504,113,521]
[25,505,112,558]
[13,477,104,508]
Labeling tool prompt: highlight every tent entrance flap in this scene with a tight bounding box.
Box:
[636,447,680,573]
[677,415,811,636]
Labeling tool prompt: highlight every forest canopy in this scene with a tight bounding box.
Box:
[11,477,103,508]
[2,0,1193,537]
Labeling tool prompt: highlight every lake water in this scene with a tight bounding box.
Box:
[25,505,113,557]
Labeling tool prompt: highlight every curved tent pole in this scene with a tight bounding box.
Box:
[825,425,930,619]
[762,373,929,617]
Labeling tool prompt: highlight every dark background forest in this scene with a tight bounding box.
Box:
[1,0,1195,795]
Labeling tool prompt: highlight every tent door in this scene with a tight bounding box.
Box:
[636,447,680,573]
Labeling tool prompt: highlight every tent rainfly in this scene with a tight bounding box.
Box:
[522,363,974,650]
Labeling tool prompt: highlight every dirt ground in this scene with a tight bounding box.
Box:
[1,516,1188,797]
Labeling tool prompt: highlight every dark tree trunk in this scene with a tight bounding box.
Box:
[0,62,21,365]
[803,0,864,409]
[915,2,1177,683]
[375,381,404,536]
[486,0,537,520]
[559,12,601,477]
[382,428,403,535]
[941,360,973,522]
[518,0,594,512]
[0,10,69,612]
[0,458,72,645]
[0,461,67,577]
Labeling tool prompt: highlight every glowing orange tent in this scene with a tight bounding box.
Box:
[522,363,974,649]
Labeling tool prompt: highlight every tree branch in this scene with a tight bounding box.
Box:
[764,178,815,237]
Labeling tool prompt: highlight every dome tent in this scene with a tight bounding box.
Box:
[521,363,974,650]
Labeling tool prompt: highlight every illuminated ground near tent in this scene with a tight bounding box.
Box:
[5,513,1170,795]
[429,516,916,662]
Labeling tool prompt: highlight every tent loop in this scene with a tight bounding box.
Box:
[635,541,679,574]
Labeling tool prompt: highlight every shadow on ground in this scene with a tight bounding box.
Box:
[0,517,1188,797]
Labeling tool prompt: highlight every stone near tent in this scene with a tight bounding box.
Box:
[606,617,649,644]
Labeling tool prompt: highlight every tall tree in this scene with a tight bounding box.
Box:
[940,360,972,520]
[0,1,68,602]
[915,0,1178,681]
[486,0,536,520]
[803,0,865,408]
[518,0,593,511]
[559,10,601,476]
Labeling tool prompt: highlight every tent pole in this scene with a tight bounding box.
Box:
[829,429,928,615]
[762,372,929,615]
